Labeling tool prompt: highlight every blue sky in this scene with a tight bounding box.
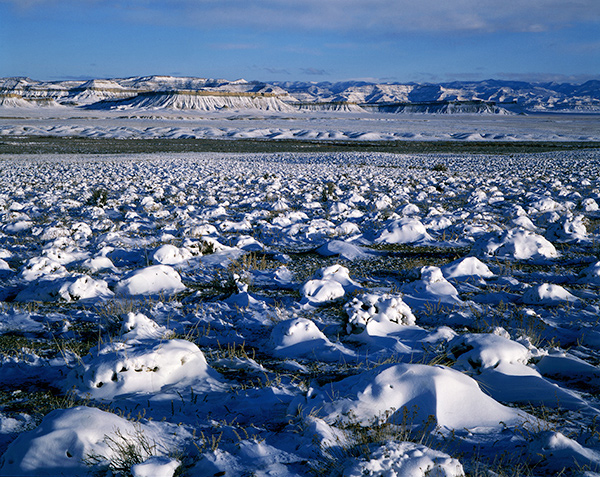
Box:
[1,0,599,84]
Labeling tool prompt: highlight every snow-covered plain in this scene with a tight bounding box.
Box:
[1,111,600,476]
[1,107,599,142]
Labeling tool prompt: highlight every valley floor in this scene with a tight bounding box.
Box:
[1,108,599,143]
[0,135,600,476]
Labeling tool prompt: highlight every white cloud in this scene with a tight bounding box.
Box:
[4,0,600,33]
[300,67,329,76]
[497,72,600,83]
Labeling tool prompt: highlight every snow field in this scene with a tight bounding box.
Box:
[0,150,600,475]
[2,106,600,143]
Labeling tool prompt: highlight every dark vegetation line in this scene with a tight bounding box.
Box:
[1,136,600,155]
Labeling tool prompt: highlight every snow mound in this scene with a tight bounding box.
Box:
[191,439,300,476]
[450,333,588,409]
[342,441,464,477]
[335,221,361,237]
[375,218,431,244]
[121,312,175,342]
[402,266,462,306]
[67,338,221,399]
[545,215,587,242]
[511,215,539,231]
[15,275,114,302]
[82,255,118,273]
[115,265,186,296]
[521,283,579,305]
[131,456,181,477]
[233,235,264,251]
[250,265,295,289]
[0,258,12,272]
[536,352,600,391]
[528,197,564,214]
[152,244,193,265]
[316,240,373,260]
[20,256,68,281]
[579,261,600,285]
[441,256,493,280]
[528,431,600,473]
[449,333,530,371]
[223,278,269,310]
[4,220,33,234]
[308,363,526,430]
[0,406,171,477]
[0,310,45,334]
[580,198,599,212]
[300,264,360,306]
[345,293,416,337]
[269,317,355,361]
[474,229,558,260]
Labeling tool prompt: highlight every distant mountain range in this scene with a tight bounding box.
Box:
[1,76,599,114]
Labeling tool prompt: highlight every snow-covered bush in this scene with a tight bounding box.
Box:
[345,293,416,336]
[301,264,360,306]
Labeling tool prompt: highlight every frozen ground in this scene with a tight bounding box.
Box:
[1,108,599,142]
[1,143,600,475]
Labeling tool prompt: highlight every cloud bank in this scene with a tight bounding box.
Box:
[5,0,600,34]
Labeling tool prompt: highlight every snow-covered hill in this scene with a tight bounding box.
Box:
[0,75,599,113]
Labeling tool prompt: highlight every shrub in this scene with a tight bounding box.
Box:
[84,424,160,476]
[87,189,108,207]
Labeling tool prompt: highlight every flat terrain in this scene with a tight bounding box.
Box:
[2,135,600,155]
[1,145,600,476]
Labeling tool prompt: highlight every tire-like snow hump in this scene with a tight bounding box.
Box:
[308,363,527,430]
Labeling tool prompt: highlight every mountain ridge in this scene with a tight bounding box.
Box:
[1,76,599,113]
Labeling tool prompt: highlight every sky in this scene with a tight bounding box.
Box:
[0,0,599,84]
